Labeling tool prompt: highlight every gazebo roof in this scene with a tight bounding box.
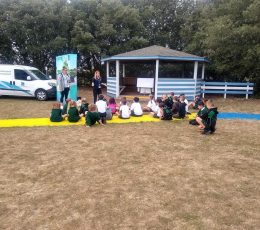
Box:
[102,45,209,62]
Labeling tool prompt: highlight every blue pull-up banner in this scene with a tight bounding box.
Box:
[56,54,77,101]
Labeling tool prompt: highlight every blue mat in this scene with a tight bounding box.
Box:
[219,112,260,120]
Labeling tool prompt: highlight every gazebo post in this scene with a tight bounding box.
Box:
[106,61,109,78]
[155,59,159,98]
[193,61,198,99]
[116,60,120,97]
[122,64,125,78]
[202,63,205,80]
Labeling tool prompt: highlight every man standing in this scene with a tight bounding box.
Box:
[57,66,70,103]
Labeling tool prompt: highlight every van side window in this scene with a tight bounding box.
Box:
[15,69,29,81]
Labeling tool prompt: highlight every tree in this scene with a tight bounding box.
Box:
[182,0,260,87]
[0,0,76,71]
[122,0,196,50]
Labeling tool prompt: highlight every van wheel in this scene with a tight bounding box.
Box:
[35,89,47,101]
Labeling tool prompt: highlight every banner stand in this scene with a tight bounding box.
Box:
[56,54,77,102]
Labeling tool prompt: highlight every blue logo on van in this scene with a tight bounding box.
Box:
[0,81,32,95]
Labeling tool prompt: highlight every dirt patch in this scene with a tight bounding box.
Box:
[0,120,260,229]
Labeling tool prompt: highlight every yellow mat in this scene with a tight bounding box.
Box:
[0,114,196,128]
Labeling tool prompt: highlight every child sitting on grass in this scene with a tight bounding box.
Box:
[62,98,71,115]
[173,95,186,119]
[79,98,89,117]
[96,94,107,124]
[50,102,67,122]
[76,96,82,108]
[130,97,143,117]
[151,98,162,118]
[171,96,180,115]
[119,99,130,119]
[202,99,218,135]
[179,93,189,114]
[107,97,117,114]
[189,101,208,125]
[143,94,156,112]
[160,102,173,120]
[188,95,202,110]
[67,100,81,122]
[161,94,173,110]
[85,104,103,127]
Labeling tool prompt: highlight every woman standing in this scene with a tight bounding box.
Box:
[57,66,70,103]
[92,70,102,103]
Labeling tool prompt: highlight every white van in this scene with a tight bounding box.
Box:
[0,64,56,100]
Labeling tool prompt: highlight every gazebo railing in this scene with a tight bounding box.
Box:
[157,78,202,100]
[107,77,117,97]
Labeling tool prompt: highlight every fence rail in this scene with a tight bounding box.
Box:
[201,82,254,99]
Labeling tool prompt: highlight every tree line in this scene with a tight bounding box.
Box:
[0,0,259,92]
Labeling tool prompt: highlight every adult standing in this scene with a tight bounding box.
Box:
[57,66,70,103]
[92,70,102,103]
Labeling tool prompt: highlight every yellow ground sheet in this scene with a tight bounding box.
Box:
[0,114,196,128]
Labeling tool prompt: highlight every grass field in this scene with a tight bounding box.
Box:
[0,88,260,229]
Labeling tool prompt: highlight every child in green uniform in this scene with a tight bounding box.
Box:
[85,104,103,127]
[67,100,81,122]
[161,94,173,110]
[62,98,71,115]
[202,99,218,134]
[50,102,66,122]
[160,102,173,120]
[189,101,208,125]
[79,98,89,117]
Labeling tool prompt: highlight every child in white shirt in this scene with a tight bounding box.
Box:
[130,97,143,117]
[119,99,130,119]
[95,94,107,124]
[151,98,162,118]
[143,94,156,112]
[180,93,189,113]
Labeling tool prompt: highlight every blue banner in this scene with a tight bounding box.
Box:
[56,54,77,101]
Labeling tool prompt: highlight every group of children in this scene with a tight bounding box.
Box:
[50,93,218,134]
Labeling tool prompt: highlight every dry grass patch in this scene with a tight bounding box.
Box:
[0,120,260,229]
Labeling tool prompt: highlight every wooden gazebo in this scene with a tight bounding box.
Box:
[101,45,209,99]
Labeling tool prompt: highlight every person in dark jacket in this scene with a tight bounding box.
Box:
[92,70,104,104]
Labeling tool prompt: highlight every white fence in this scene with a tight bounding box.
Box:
[201,82,254,99]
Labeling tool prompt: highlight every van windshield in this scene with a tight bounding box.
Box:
[30,70,49,80]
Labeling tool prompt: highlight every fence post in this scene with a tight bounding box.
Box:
[246,82,249,99]
[202,81,205,98]
[224,82,227,99]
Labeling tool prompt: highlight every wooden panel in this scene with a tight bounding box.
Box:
[122,77,137,86]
